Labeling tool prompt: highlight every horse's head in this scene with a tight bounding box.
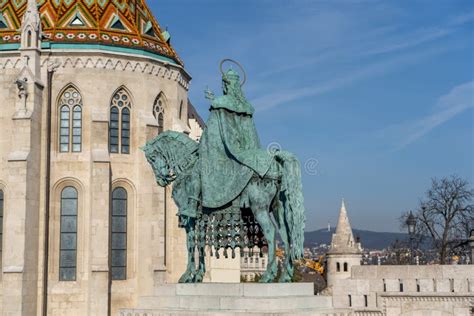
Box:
[142,131,199,187]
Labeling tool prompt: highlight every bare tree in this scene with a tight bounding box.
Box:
[384,239,411,265]
[402,175,473,264]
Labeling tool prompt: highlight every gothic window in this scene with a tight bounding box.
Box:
[153,96,165,133]
[336,262,340,272]
[399,279,404,292]
[59,106,70,152]
[111,187,127,280]
[348,295,352,307]
[416,279,420,292]
[58,86,82,153]
[0,190,3,263]
[109,89,131,154]
[121,108,130,154]
[59,187,78,281]
[364,295,368,307]
[27,30,32,47]
[72,106,82,152]
[179,101,183,119]
[343,262,348,272]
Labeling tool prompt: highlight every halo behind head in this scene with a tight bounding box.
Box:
[219,59,247,87]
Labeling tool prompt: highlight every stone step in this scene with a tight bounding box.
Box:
[119,308,349,316]
[138,295,332,312]
[153,283,315,297]
[120,283,337,316]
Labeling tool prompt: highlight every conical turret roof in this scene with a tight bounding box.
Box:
[328,199,361,254]
[0,0,182,65]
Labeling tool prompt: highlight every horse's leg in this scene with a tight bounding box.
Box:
[275,203,293,282]
[193,244,206,283]
[253,209,278,282]
[178,217,197,283]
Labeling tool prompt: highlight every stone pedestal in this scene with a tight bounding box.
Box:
[118,283,333,315]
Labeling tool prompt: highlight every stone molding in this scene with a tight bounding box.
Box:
[3,266,24,273]
[0,55,190,90]
[353,311,383,316]
[7,151,30,162]
[380,292,474,303]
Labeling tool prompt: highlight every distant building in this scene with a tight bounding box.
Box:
[326,199,363,288]
[327,200,474,315]
[240,247,268,281]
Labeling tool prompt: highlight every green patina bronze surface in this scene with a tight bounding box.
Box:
[143,61,306,283]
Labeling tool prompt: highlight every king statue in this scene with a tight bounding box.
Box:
[143,59,306,283]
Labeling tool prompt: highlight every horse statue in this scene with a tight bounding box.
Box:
[142,60,305,283]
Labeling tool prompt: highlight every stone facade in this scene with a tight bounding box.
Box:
[332,265,474,315]
[0,1,203,315]
[327,201,474,316]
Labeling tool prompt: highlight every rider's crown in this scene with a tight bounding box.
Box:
[224,68,240,82]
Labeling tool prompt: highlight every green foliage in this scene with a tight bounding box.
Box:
[253,273,262,283]
[292,265,303,283]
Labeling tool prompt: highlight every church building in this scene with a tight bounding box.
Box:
[0,0,202,315]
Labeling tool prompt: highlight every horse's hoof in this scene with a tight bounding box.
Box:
[259,274,274,283]
[193,275,204,283]
[278,273,292,283]
[178,272,194,283]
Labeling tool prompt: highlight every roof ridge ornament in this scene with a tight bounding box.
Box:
[219,59,247,87]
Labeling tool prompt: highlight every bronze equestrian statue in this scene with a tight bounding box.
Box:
[143,60,305,283]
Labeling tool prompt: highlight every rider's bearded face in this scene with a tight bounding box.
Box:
[222,79,229,95]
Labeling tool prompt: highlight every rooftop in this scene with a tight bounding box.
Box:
[0,0,182,65]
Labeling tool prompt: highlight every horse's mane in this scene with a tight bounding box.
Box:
[143,131,199,177]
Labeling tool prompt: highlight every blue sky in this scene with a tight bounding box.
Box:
[151,0,474,232]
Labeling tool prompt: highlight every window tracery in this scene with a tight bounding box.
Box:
[58,86,82,153]
[109,89,132,154]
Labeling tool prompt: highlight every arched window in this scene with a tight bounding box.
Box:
[153,95,165,134]
[59,187,78,281]
[343,262,348,272]
[111,187,127,280]
[27,30,32,47]
[109,88,131,154]
[58,86,82,153]
[179,100,183,119]
[0,190,3,264]
[336,262,340,272]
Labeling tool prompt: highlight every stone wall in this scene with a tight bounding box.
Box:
[0,49,192,315]
[332,265,474,315]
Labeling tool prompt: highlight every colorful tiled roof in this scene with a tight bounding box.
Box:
[0,0,182,65]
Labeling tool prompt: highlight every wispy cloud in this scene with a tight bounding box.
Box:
[246,9,470,111]
[362,12,473,57]
[362,28,451,56]
[382,81,474,151]
[251,45,455,111]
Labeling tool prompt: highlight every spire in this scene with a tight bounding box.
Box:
[20,0,41,50]
[328,199,361,254]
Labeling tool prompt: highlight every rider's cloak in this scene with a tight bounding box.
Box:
[199,95,273,209]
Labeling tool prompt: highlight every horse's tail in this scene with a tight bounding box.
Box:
[276,151,306,261]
